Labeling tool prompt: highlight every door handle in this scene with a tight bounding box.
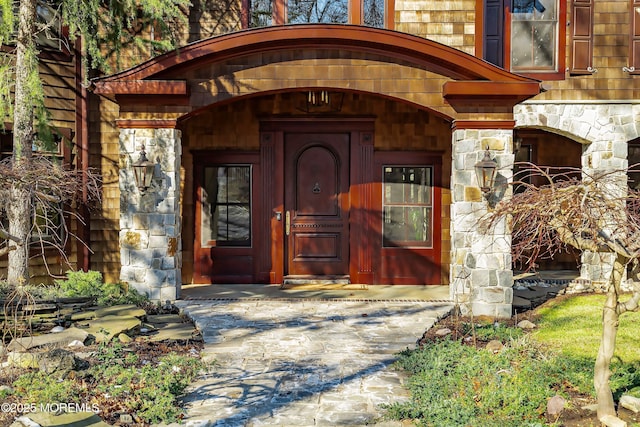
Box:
[285,211,290,236]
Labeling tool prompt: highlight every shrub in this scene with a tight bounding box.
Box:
[55,270,148,306]
[54,270,104,299]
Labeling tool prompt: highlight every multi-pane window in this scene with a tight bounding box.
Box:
[482,0,564,77]
[201,166,252,246]
[363,0,384,28]
[249,0,386,28]
[382,166,433,247]
[288,0,348,24]
[251,0,273,28]
[35,3,64,51]
[510,0,558,72]
[0,2,66,52]
[0,130,67,243]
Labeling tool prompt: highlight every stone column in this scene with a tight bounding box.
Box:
[450,124,514,319]
[118,128,182,302]
[580,136,628,290]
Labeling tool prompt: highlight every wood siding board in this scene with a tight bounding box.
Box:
[93,80,188,95]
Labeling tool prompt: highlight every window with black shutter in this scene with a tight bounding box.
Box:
[481,0,566,80]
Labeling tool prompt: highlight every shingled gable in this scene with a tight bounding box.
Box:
[91,24,542,113]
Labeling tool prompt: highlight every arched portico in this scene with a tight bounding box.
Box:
[92,25,542,318]
[514,102,640,290]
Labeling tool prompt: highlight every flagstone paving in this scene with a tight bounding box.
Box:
[173,294,454,427]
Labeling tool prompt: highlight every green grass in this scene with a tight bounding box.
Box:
[383,293,640,426]
[532,294,640,364]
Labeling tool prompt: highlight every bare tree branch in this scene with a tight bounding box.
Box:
[483,163,640,421]
[0,156,101,273]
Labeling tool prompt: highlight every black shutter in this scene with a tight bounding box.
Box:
[484,0,506,68]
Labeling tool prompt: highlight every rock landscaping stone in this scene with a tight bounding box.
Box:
[38,348,88,377]
[10,416,40,427]
[94,304,146,319]
[620,395,640,413]
[83,315,141,342]
[147,314,185,324]
[7,352,41,369]
[118,333,133,343]
[7,327,89,351]
[142,323,198,342]
[517,320,537,329]
[547,394,566,416]
[70,311,97,321]
[11,411,109,427]
[600,414,628,427]
[485,340,504,353]
[434,328,452,336]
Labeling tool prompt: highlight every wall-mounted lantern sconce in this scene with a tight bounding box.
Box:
[132,145,156,192]
[474,148,498,196]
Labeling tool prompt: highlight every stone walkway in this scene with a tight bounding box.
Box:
[173,295,453,427]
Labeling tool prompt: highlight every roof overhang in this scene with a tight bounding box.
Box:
[92,25,542,115]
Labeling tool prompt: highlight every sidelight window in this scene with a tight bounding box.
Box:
[201,165,252,246]
[382,166,433,247]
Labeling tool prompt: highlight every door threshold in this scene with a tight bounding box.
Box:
[283,275,350,285]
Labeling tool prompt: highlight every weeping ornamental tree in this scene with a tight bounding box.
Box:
[0,0,189,284]
[484,163,640,424]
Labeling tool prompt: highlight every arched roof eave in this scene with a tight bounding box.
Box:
[91,24,540,87]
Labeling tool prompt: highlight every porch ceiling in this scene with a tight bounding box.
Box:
[91,24,542,116]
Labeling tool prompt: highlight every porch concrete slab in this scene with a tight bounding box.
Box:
[179,283,451,302]
[174,289,453,427]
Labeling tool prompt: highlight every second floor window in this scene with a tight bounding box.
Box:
[482,0,565,79]
[250,0,388,28]
[288,0,348,24]
[0,2,67,54]
[510,0,557,72]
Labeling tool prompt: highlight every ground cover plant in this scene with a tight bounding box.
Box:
[0,270,206,426]
[9,340,205,425]
[383,294,640,427]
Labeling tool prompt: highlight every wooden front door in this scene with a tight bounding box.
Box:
[284,133,350,278]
